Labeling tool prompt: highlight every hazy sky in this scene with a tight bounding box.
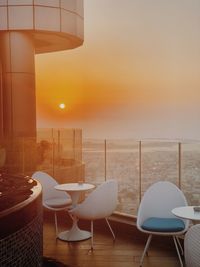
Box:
[36,0,200,140]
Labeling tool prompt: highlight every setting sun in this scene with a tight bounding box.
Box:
[59,103,66,110]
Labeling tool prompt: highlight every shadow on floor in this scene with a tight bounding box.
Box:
[43,257,70,267]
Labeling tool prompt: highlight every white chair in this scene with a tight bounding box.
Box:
[184,224,200,267]
[137,181,189,267]
[69,179,118,250]
[32,171,72,236]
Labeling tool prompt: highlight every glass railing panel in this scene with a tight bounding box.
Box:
[37,128,53,141]
[82,139,106,186]
[74,129,82,162]
[106,139,140,215]
[36,128,84,183]
[141,141,179,198]
[181,142,200,205]
[54,128,75,160]
[35,137,54,175]
[36,128,55,176]
[53,134,82,183]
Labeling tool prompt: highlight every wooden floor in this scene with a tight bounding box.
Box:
[43,211,182,267]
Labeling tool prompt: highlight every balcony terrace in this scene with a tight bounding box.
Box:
[1,129,199,266]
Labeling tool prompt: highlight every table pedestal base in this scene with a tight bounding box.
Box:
[58,223,91,241]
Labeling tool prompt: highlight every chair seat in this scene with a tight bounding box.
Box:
[141,217,185,232]
[45,198,71,208]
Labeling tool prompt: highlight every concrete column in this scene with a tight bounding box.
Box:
[0,31,36,138]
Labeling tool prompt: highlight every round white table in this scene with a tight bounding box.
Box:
[172,206,200,222]
[55,182,95,242]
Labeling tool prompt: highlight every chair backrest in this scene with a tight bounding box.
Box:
[137,181,189,229]
[32,171,69,201]
[73,179,118,220]
[184,224,200,267]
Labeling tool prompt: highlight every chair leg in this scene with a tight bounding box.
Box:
[90,220,94,252]
[173,236,183,267]
[175,236,184,256]
[105,218,115,240]
[54,212,58,237]
[140,234,152,267]
[68,211,74,221]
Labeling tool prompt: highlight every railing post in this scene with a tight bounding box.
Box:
[73,129,76,160]
[139,140,142,203]
[104,139,107,181]
[178,142,181,189]
[52,138,55,177]
[58,129,60,161]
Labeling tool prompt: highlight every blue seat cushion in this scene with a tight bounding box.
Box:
[141,217,185,232]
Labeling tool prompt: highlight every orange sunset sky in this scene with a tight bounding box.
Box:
[36,0,200,140]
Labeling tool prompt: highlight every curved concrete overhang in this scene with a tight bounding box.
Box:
[33,30,83,54]
[0,0,84,53]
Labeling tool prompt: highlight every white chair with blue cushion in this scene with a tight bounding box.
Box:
[137,181,189,267]
[32,171,72,237]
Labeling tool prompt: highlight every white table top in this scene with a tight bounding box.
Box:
[55,182,95,192]
[172,206,200,221]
